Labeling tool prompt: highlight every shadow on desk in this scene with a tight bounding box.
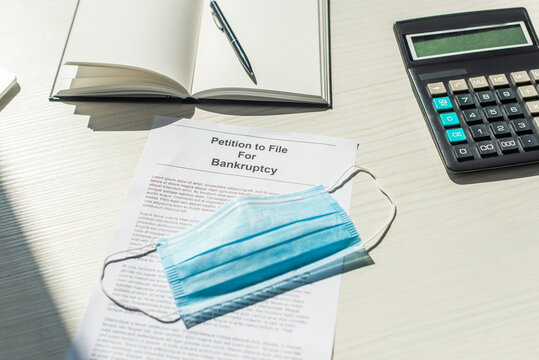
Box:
[0,178,72,359]
[449,162,539,184]
[65,99,328,131]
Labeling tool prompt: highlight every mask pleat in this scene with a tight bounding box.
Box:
[171,222,358,301]
[171,210,339,274]
[159,191,336,263]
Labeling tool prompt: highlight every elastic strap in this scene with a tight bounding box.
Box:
[328,165,397,252]
[102,166,396,321]
[100,243,181,323]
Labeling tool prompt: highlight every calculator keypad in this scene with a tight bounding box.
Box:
[426,69,539,167]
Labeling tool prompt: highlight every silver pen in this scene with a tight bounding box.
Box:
[210,0,257,85]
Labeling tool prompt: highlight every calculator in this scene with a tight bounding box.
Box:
[394,8,539,173]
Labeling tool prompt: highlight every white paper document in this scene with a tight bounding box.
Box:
[67,117,359,360]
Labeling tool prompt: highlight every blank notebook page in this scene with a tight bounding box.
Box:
[192,0,322,96]
[64,0,203,92]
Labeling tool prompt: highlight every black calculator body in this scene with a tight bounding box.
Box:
[394,8,539,173]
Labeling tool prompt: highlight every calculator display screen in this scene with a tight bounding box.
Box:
[407,22,532,60]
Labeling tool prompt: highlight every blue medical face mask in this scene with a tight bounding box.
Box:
[101,166,396,327]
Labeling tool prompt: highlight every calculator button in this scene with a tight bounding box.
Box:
[534,117,539,130]
[455,93,474,109]
[525,100,539,115]
[530,69,539,82]
[470,124,490,140]
[469,76,489,90]
[517,85,538,100]
[498,138,519,154]
[519,134,539,150]
[511,119,533,134]
[433,97,453,112]
[510,71,531,85]
[440,112,460,128]
[477,91,496,105]
[446,128,467,144]
[490,122,511,138]
[496,88,516,102]
[427,82,447,97]
[488,74,509,88]
[484,106,503,121]
[503,103,523,118]
[453,144,474,161]
[462,109,483,124]
[448,79,468,93]
[477,141,498,157]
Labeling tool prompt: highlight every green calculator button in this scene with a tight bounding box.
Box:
[446,128,467,143]
[433,97,453,112]
[440,112,460,127]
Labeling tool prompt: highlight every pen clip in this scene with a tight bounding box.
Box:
[211,10,224,32]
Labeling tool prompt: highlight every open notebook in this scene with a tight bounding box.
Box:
[50,0,331,105]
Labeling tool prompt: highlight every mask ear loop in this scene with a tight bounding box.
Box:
[102,166,395,321]
[328,165,397,253]
[100,242,182,324]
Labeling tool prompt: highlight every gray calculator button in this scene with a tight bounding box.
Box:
[463,109,483,124]
[484,106,503,121]
[489,74,509,87]
[427,82,446,96]
[469,76,489,89]
[498,138,519,154]
[530,69,539,82]
[519,134,539,150]
[455,93,474,108]
[449,79,468,93]
[517,85,538,99]
[453,144,474,161]
[470,124,490,140]
[490,122,511,138]
[503,103,523,118]
[496,88,517,102]
[511,119,533,134]
[511,71,531,85]
[477,141,498,157]
[477,91,496,105]
[525,101,539,115]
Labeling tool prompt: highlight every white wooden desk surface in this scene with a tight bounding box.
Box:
[1,1,538,359]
